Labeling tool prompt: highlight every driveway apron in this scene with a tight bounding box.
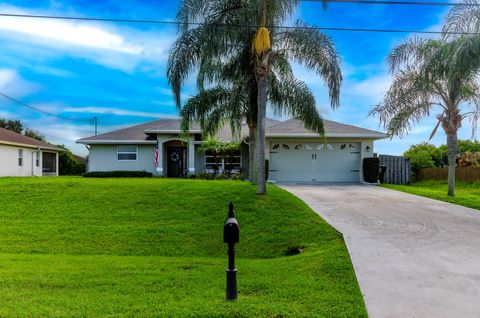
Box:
[279,184,480,318]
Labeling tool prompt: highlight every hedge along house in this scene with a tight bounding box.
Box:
[77,118,387,183]
[0,127,63,177]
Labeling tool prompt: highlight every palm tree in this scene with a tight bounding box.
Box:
[24,129,47,142]
[0,119,23,133]
[370,36,480,196]
[167,0,341,194]
[180,49,326,183]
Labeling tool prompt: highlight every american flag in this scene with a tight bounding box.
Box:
[153,142,159,167]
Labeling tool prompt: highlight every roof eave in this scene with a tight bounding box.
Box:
[76,139,157,145]
[143,129,201,134]
[0,140,63,151]
[266,133,388,139]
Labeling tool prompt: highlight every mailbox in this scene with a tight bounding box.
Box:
[224,202,239,300]
[224,217,239,244]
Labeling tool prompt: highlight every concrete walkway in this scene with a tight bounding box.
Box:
[279,184,480,318]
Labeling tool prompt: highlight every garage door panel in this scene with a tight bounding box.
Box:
[269,142,360,182]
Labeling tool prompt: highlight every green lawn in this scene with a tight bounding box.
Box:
[0,177,366,317]
[382,180,480,211]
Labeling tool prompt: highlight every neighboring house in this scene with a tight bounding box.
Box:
[0,127,63,177]
[77,118,387,183]
[73,154,87,163]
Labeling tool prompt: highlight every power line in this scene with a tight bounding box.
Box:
[304,0,480,6]
[0,12,476,35]
[0,92,91,123]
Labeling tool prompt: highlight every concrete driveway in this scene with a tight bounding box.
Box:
[279,184,480,318]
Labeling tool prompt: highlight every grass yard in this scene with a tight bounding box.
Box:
[0,177,366,317]
[382,180,480,211]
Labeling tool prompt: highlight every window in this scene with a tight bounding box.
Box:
[205,151,220,170]
[18,149,23,166]
[35,151,40,167]
[205,150,242,171]
[117,146,138,161]
[224,151,242,171]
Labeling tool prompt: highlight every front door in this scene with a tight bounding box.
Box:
[167,147,186,177]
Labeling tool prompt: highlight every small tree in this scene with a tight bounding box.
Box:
[404,143,443,172]
[58,146,86,175]
[455,140,480,153]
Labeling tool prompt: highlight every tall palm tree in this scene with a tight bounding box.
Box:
[24,129,46,142]
[1,119,23,133]
[370,36,480,196]
[167,0,342,194]
[180,48,326,183]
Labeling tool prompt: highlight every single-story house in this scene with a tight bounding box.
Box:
[77,118,387,183]
[0,127,63,177]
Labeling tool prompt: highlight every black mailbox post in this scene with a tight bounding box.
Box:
[224,202,239,300]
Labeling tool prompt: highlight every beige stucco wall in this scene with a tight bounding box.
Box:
[87,144,156,173]
[0,144,44,177]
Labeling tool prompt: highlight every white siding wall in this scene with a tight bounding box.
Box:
[88,144,156,173]
[0,144,43,177]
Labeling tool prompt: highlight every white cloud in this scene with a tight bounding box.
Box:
[0,109,15,118]
[348,74,392,104]
[0,68,39,97]
[63,106,179,119]
[0,5,176,72]
[0,6,141,54]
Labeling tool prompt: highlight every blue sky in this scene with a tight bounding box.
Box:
[0,0,474,155]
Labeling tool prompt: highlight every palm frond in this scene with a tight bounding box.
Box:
[268,72,324,135]
[167,27,205,109]
[387,36,436,73]
[274,20,342,108]
[369,68,436,136]
[180,83,247,139]
[443,0,480,38]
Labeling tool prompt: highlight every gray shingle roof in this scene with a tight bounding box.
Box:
[266,118,387,138]
[77,118,386,144]
[0,127,64,151]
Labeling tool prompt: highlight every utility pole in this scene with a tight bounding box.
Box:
[90,116,98,136]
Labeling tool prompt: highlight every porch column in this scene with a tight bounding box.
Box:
[156,141,164,176]
[188,137,195,174]
[55,151,59,176]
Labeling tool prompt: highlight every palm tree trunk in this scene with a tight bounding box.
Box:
[248,126,257,184]
[256,73,267,195]
[446,131,457,197]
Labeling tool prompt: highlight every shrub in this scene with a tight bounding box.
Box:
[187,171,246,181]
[83,171,153,178]
[404,143,442,171]
[231,172,247,181]
[457,152,480,167]
[455,140,480,153]
[58,146,87,175]
[363,157,380,183]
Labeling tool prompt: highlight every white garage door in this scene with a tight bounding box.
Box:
[269,141,361,182]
